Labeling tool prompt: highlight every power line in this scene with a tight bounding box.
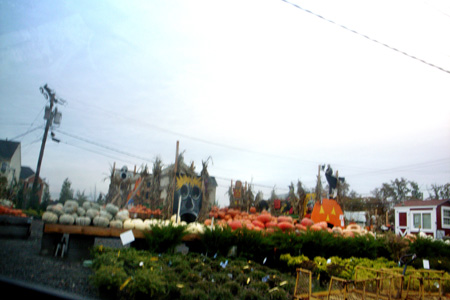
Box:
[347,157,450,177]
[281,0,450,75]
[54,129,155,163]
[10,125,44,141]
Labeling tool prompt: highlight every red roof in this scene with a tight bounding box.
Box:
[395,199,450,207]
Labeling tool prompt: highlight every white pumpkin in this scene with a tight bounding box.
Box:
[93,216,109,227]
[76,216,91,226]
[86,208,99,219]
[105,203,119,216]
[42,211,58,224]
[123,219,135,230]
[109,220,123,229]
[59,214,75,225]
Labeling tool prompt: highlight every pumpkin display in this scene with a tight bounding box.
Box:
[76,216,91,226]
[59,214,75,225]
[311,199,344,228]
[42,211,58,224]
[93,216,109,227]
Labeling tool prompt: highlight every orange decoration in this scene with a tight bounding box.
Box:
[311,199,344,228]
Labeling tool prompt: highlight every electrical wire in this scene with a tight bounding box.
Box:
[281,0,450,75]
[54,129,154,163]
[9,125,44,141]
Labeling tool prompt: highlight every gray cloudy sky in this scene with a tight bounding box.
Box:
[1,0,449,206]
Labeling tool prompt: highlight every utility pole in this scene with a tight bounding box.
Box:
[28,84,62,209]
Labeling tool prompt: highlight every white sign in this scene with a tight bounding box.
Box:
[423,259,430,270]
[120,230,135,245]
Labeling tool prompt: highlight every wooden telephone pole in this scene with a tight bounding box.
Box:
[29,85,61,208]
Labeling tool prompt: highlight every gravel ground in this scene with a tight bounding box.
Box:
[0,219,125,299]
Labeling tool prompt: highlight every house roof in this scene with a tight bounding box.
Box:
[394,199,450,208]
[20,166,35,180]
[0,140,20,160]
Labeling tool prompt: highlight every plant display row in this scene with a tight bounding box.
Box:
[279,253,450,293]
[90,247,296,300]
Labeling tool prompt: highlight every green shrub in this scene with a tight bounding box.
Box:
[144,223,187,254]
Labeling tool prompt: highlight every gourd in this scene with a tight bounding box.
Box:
[76,216,91,226]
[256,214,272,224]
[105,203,119,216]
[63,200,78,214]
[59,214,75,225]
[48,204,64,216]
[123,219,135,230]
[86,208,99,219]
[277,216,293,224]
[132,219,145,231]
[99,210,113,221]
[277,222,294,232]
[93,216,109,227]
[115,210,129,221]
[77,207,86,216]
[109,220,123,229]
[42,211,58,224]
[252,220,265,229]
[82,201,92,210]
[186,222,205,234]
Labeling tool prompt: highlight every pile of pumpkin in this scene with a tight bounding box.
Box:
[204,206,373,237]
[42,201,206,234]
[0,204,27,218]
[43,201,128,228]
[128,204,162,219]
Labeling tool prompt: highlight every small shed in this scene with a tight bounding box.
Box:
[394,199,450,239]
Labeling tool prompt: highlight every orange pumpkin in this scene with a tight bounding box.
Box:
[252,220,265,229]
[257,214,272,224]
[277,222,294,232]
[277,216,293,224]
[311,199,344,228]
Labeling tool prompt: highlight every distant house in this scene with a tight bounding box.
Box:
[20,166,47,204]
[394,199,450,239]
[0,140,21,186]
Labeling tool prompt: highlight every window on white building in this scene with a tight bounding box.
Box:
[413,212,432,230]
[442,207,450,229]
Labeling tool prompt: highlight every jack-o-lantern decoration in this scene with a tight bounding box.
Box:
[311,199,344,228]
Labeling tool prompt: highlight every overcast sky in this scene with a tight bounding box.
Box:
[1,0,449,206]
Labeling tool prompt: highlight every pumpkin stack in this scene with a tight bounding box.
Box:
[43,201,125,228]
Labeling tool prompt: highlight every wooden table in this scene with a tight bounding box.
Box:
[40,223,200,261]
